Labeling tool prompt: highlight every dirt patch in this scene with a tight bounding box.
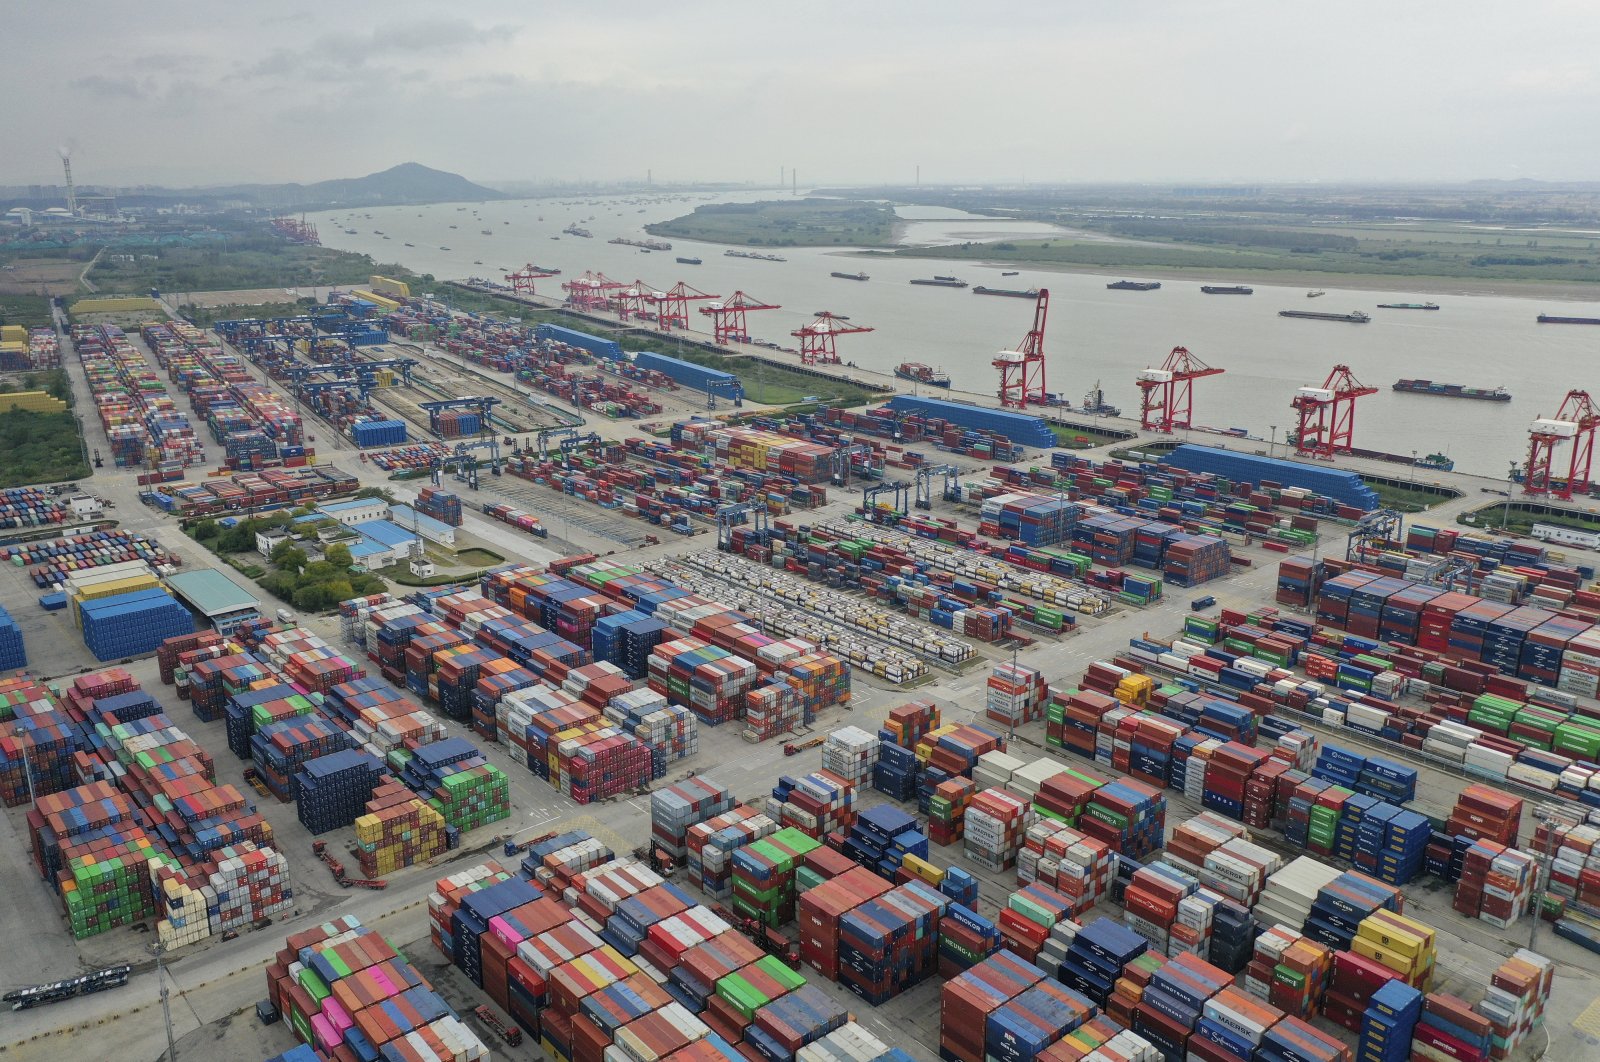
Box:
[0,258,79,296]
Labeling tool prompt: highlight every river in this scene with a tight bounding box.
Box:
[308,192,1600,477]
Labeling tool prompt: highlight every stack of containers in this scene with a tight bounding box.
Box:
[0,604,24,670]
[353,780,451,877]
[987,661,1049,727]
[1081,777,1166,860]
[730,827,820,928]
[838,806,928,880]
[745,682,804,742]
[940,951,1047,1062]
[415,487,464,527]
[821,726,879,789]
[836,881,947,1004]
[965,788,1033,871]
[80,588,196,661]
[650,776,735,868]
[797,865,892,980]
[928,777,975,845]
[647,638,759,726]
[687,806,776,900]
[399,738,511,833]
[1472,950,1553,1062]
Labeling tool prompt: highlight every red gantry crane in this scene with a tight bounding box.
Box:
[1525,390,1599,500]
[1136,346,1225,434]
[611,280,660,322]
[1292,364,1378,459]
[561,271,625,313]
[993,289,1050,409]
[699,291,780,345]
[505,264,556,296]
[792,312,874,366]
[651,282,719,333]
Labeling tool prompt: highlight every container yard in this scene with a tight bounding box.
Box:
[7,253,1600,1062]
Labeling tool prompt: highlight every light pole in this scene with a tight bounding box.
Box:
[1503,461,1518,531]
[1269,425,1277,461]
[1410,451,1417,491]
[1529,803,1581,950]
[151,942,179,1060]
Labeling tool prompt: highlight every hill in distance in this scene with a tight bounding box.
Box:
[214,162,504,209]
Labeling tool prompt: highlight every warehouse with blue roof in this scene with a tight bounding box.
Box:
[883,395,1057,447]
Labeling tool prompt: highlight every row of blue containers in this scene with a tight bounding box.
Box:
[838,805,928,879]
[1161,443,1380,511]
[591,611,670,680]
[350,418,408,448]
[535,323,624,360]
[633,350,744,398]
[80,589,195,662]
[0,604,24,671]
[882,395,1057,448]
[1310,744,1419,802]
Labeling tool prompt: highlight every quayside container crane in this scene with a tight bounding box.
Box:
[700,291,780,345]
[612,280,661,323]
[1292,364,1377,460]
[1136,346,1224,433]
[651,282,719,333]
[793,312,873,366]
[505,264,556,296]
[561,271,625,313]
[993,289,1050,409]
[1525,390,1598,500]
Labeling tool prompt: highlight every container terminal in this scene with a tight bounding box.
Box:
[3,269,1600,1062]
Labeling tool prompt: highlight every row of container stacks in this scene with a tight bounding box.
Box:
[633,350,742,399]
[0,324,60,370]
[628,437,834,505]
[1162,608,1600,804]
[481,501,547,538]
[0,604,25,670]
[1160,444,1381,513]
[11,670,291,945]
[423,829,918,1062]
[812,405,1025,462]
[881,394,1058,449]
[263,914,492,1062]
[431,410,482,439]
[72,323,207,471]
[364,442,457,473]
[505,449,807,527]
[671,423,834,484]
[415,487,463,527]
[142,466,359,516]
[0,485,77,531]
[9,527,178,588]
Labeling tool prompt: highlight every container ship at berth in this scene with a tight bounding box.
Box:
[1107,280,1161,291]
[1393,379,1511,402]
[1538,313,1600,324]
[831,271,870,281]
[1279,309,1370,323]
[1201,285,1253,294]
[972,286,1040,298]
[910,276,968,287]
[893,362,951,388]
[1377,301,1439,310]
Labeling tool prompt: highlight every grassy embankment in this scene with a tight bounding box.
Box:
[646,199,899,248]
[0,369,90,487]
[86,232,407,295]
[0,294,56,330]
[1361,478,1455,512]
[894,217,1600,286]
[436,280,884,409]
[1460,502,1600,537]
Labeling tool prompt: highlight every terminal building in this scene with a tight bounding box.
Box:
[165,570,261,635]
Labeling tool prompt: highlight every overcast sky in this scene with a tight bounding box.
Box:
[5,1,1599,188]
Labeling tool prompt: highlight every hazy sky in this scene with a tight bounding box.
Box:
[6,1,1600,188]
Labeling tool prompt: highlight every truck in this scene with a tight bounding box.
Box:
[1189,596,1217,611]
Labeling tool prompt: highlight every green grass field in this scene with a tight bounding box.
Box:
[646,199,899,248]
[0,294,56,330]
[88,234,402,294]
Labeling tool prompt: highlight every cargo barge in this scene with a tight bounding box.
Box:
[1537,313,1600,324]
[893,362,952,388]
[1377,302,1439,310]
[1279,309,1370,323]
[675,256,701,265]
[1393,379,1510,402]
[831,271,870,281]
[562,225,592,238]
[972,286,1040,298]
[1201,285,1253,294]
[725,250,787,262]
[910,276,968,287]
[1106,280,1161,291]
[609,237,672,251]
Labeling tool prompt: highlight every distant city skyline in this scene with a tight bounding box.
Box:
[5,1,1598,187]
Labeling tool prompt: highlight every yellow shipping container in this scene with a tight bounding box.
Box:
[900,854,945,886]
[368,275,411,299]
[0,390,68,415]
[0,325,26,343]
[1357,912,1433,957]
[69,575,161,627]
[1349,936,1421,975]
[352,290,401,313]
[73,296,162,314]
